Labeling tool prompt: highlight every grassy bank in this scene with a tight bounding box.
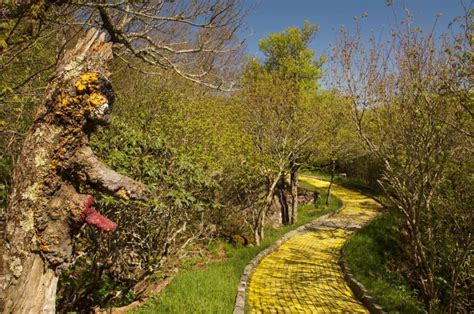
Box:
[344,211,425,313]
[135,181,341,313]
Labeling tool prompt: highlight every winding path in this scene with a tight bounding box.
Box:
[246,176,382,313]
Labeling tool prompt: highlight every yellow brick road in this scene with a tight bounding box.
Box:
[247,176,382,313]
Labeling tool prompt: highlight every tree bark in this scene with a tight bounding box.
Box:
[253,215,264,246]
[289,164,299,224]
[326,159,336,206]
[253,172,282,245]
[277,176,289,225]
[1,29,148,313]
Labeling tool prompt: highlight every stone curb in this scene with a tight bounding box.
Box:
[339,248,386,314]
[233,190,345,314]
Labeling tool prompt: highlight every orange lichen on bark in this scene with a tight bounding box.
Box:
[88,92,107,106]
[39,244,50,252]
[55,93,82,117]
[37,237,51,252]
[48,159,59,170]
[55,72,107,120]
[75,72,100,93]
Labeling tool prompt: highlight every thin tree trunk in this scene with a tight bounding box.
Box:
[254,172,282,245]
[253,209,266,246]
[1,30,148,312]
[257,213,265,246]
[289,166,299,224]
[326,159,336,206]
[277,176,289,224]
[253,228,260,246]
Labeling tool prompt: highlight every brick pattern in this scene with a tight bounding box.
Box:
[247,177,381,313]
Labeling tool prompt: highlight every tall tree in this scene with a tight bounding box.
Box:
[239,21,323,243]
[259,21,323,224]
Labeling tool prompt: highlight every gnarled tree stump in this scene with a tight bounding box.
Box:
[1,29,148,313]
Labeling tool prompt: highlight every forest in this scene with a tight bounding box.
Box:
[0,1,472,313]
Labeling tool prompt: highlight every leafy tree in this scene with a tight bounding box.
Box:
[238,21,323,244]
[58,115,218,310]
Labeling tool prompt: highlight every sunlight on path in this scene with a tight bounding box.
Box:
[247,176,381,313]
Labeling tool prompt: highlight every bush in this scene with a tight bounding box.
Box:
[58,118,219,310]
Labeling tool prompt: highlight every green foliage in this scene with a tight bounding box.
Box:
[238,21,325,175]
[2,6,469,312]
[0,35,58,203]
[311,90,363,164]
[259,21,323,91]
[58,114,219,310]
[333,13,473,309]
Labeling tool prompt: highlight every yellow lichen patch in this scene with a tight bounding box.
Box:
[55,93,82,117]
[55,94,72,115]
[54,72,106,119]
[75,72,99,93]
[115,188,129,200]
[247,176,383,313]
[88,92,106,107]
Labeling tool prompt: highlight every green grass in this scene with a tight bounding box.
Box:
[343,207,425,313]
[134,182,341,314]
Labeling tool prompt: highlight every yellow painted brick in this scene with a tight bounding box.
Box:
[247,178,382,313]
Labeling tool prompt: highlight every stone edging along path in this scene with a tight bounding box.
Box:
[339,248,385,314]
[233,175,385,314]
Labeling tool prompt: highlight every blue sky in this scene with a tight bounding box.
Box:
[243,0,469,58]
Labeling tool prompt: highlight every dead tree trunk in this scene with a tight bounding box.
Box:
[325,159,336,206]
[1,29,148,313]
